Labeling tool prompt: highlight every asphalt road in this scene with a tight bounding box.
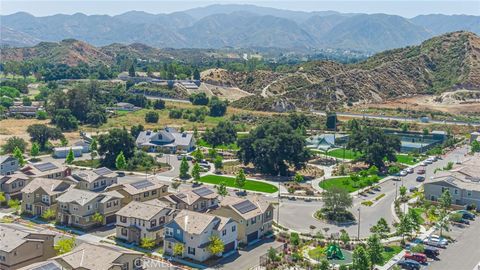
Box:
[274,145,470,239]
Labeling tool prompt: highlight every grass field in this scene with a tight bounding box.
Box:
[319,177,359,192]
[197,139,239,150]
[395,154,422,165]
[308,246,326,261]
[381,245,403,265]
[318,148,422,165]
[410,207,426,224]
[199,175,278,193]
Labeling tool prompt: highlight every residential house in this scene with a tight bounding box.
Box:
[0,155,19,176]
[0,174,30,201]
[53,146,83,158]
[68,167,118,191]
[136,128,196,153]
[163,210,237,262]
[160,186,218,212]
[106,179,168,205]
[0,223,56,270]
[106,102,141,112]
[21,178,72,217]
[56,189,123,229]
[20,162,71,179]
[116,199,178,245]
[425,155,480,210]
[19,242,144,270]
[73,140,91,153]
[211,195,274,245]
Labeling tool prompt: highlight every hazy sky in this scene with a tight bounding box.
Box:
[1,0,479,18]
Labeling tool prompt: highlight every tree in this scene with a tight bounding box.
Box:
[30,142,40,158]
[189,92,209,106]
[145,111,159,123]
[267,247,278,262]
[130,124,144,139]
[2,136,27,153]
[319,260,330,270]
[411,244,425,253]
[340,230,350,245]
[401,123,409,133]
[7,199,20,212]
[293,172,304,183]
[396,214,413,241]
[65,148,75,164]
[92,212,104,224]
[290,232,300,246]
[179,157,189,179]
[237,120,310,176]
[439,189,452,209]
[347,126,401,168]
[27,124,64,150]
[472,140,480,153]
[173,243,184,257]
[193,68,201,80]
[352,246,370,270]
[54,237,76,255]
[388,166,400,175]
[52,109,78,131]
[407,209,422,232]
[13,146,25,166]
[202,121,237,147]
[191,163,201,182]
[60,137,69,147]
[322,187,353,216]
[90,139,98,152]
[36,110,48,120]
[208,96,227,117]
[235,169,246,189]
[41,208,56,220]
[367,234,384,267]
[207,235,225,255]
[98,128,135,168]
[214,155,223,172]
[128,64,136,77]
[399,186,407,198]
[0,192,6,206]
[140,238,156,249]
[367,165,379,176]
[151,99,165,110]
[192,148,204,161]
[326,112,337,130]
[115,151,127,170]
[216,181,228,196]
[370,218,390,239]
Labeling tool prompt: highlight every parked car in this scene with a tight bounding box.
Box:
[397,259,421,270]
[406,238,423,249]
[423,246,440,258]
[420,161,428,166]
[417,168,426,174]
[423,237,447,248]
[404,252,427,264]
[429,234,448,245]
[177,154,193,161]
[400,170,408,176]
[406,168,414,174]
[409,187,418,193]
[456,218,470,225]
[457,210,475,220]
[425,159,433,164]
[416,176,425,182]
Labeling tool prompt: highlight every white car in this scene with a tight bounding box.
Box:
[406,168,414,174]
[429,235,448,245]
[425,159,433,164]
[420,161,428,166]
[423,237,447,248]
[400,170,408,176]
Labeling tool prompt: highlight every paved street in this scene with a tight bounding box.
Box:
[275,145,470,238]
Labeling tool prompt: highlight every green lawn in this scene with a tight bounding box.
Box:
[319,177,359,192]
[197,139,239,150]
[199,175,278,193]
[318,148,361,160]
[72,159,101,168]
[381,245,403,265]
[411,207,426,224]
[308,246,327,261]
[395,154,422,165]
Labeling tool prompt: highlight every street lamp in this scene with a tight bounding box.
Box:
[357,207,361,241]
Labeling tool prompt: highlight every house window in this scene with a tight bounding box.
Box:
[26,204,32,211]
[107,202,112,208]
[87,205,91,211]
[454,189,459,195]
[166,228,173,237]
[12,183,16,189]
[159,216,165,224]
[151,219,157,227]
[41,195,50,204]
[232,225,236,232]
[162,187,167,193]
[144,192,149,197]
[468,191,472,197]
[101,180,106,186]
[222,229,226,236]
[121,228,128,236]
[266,211,272,218]
[113,200,119,206]
[120,216,127,223]
[94,182,99,188]
[188,247,196,255]
[122,262,129,270]
[167,241,172,249]
[152,190,157,195]
[250,217,257,224]
[19,181,23,187]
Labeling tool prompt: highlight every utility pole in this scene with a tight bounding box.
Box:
[357,207,361,241]
[276,181,280,225]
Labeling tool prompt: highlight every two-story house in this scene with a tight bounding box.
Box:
[160,186,218,212]
[0,155,19,176]
[56,189,123,229]
[0,173,30,201]
[211,195,274,245]
[20,162,71,179]
[67,167,118,191]
[19,242,144,270]
[106,179,168,205]
[0,223,56,270]
[163,210,237,262]
[21,178,72,217]
[116,199,178,245]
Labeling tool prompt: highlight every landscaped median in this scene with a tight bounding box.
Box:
[199,174,279,193]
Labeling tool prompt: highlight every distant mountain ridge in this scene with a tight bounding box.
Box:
[1,4,480,51]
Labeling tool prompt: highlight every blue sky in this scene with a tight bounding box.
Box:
[1,0,479,17]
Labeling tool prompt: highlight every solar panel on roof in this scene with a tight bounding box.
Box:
[32,262,62,270]
[232,200,258,214]
[131,179,155,190]
[176,193,187,199]
[94,167,113,176]
[34,162,58,172]
[192,187,214,197]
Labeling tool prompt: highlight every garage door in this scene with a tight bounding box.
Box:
[224,241,235,253]
[105,214,116,225]
[247,231,258,243]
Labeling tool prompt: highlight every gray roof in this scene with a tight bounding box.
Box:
[0,223,54,253]
[21,178,72,196]
[69,167,116,183]
[0,155,16,164]
[136,128,193,148]
[116,199,173,220]
[171,210,231,235]
[56,189,102,206]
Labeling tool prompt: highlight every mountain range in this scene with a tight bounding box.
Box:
[1,4,479,52]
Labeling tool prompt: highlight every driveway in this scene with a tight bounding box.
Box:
[215,238,284,270]
[156,154,193,178]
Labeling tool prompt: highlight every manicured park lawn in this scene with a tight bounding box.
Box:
[410,207,426,224]
[308,246,326,261]
[319,177,359,192]
[318,148,423,165]
[395,154,422,165]
[381,245,403,265]
[199,175,278,193]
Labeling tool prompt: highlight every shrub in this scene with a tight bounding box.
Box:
[145,111,159,123]
[362,201,373,207]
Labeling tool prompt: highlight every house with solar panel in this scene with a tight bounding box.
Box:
[135,128,196,153]
[21,178,73,217]
[67,167,118,191]
[211,196,274,245]
[0,223,56,270]
[159,186,218,212]
[105,179,169,205]
[115,199,178,245]
[20,162,71,179]
[56,189,123,229]
[163,210,238,262]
